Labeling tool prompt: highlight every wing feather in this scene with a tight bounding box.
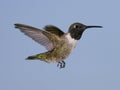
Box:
[44,25,64,36]
[14,23,57,51]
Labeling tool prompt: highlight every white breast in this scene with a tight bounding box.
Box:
[65,33,78,48]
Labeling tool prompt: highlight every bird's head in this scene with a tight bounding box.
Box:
[68,22,102,40]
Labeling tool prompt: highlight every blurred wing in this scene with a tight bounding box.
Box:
[44,25,64,37]
[14,23,55,51]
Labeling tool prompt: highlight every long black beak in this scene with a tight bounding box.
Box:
[86,26,103,29]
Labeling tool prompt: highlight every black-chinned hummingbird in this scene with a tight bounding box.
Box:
[14,22,102,68]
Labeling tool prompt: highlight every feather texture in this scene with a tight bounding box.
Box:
[14,24,58,51]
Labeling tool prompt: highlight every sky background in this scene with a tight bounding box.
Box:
[1,0,120,90]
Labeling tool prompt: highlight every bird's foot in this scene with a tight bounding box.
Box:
[57,61,65,69]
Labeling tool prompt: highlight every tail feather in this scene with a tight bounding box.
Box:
[26,55,36,60]
[26,53,50,63]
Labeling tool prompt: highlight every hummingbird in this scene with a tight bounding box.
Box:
[14,22,102,68]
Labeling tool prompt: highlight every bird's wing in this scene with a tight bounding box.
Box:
[44,25,64,37]
[14,23,59,51]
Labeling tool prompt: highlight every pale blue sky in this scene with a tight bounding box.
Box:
[1,0,120,90]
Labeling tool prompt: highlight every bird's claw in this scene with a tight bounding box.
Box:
[57,61,65,69]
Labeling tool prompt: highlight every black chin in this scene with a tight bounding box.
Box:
[70,30,84,40]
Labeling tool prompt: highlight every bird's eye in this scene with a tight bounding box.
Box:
[74,25,79,29]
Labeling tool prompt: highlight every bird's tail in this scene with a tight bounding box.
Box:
[26,53,50,63]
[26,54,45,60]
[26,55,37,60]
